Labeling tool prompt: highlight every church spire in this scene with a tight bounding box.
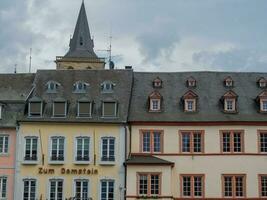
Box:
[64,1,97,58]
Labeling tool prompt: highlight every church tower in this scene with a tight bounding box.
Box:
[55,1,105,70]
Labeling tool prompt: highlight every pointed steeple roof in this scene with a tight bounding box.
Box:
[64,1,97,58]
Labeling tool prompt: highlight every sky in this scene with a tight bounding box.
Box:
[0,0,267,73]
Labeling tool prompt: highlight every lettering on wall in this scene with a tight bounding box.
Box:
[38,167,98,175]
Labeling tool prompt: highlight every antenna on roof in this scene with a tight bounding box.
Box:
[108,34,114,70]
[14,64,17,74]
[29,48,32,73]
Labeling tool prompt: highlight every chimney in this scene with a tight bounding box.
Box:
[125,66,132,70]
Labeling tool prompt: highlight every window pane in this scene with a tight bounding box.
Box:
[183,176,191,196]
[260,133,267,152]
[224,176,232,197]
[25,138,38,161]
[233,132,242,152]
[54,102,66,116]
[0,135,8,154]
[194,176,202,196]
[143,132,150,152]
[222,133,231,152]
[75,180,88,199]
[101,180,114,200]
[182,133,190,152]
[0,177,7,198]
[139,175,148,195]
[151,175,160,195]
[235,176,244,197]
[103,102,116,117]
[76,137,90,161]
[78,102,91,117]
[23,179,36,200]
[153,132,161,152]
[193,133,202,152]
[261,176,267,197]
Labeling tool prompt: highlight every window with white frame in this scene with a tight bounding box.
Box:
[0,135,8,154]
[101,81,115,93]
[261,99,267,112]
[138,173,161,196]
[222,175,245,197]
[49,179,63,200]
[74,179,89,199]
[24,137,38,161]
[259,132,267,153]
[73,81,88,93]
[181,175,204,198]
[150,99,160,111]
[101,137,115,162]
[185,99,196,112]
[260,175,267,197]
[224,99,235,112]
[77,102,91,117]
[0,177,7,199]
[53,102,67,117]
[76,137,90,161]
[28,101,42,117]
[23,179,36,200]
[50,137,64,161]
[100,180,114,200]
[102,102,117,117]
[46,81,60,93]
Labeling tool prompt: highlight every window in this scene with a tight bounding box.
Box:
[50,137,64,161]
[260,99,267,112]
[259,132,267,153]
[76,137,90,162]
[46,81,60,93]
[101,180,114,200]
[23,179,36,200]
[101,81,115,93]
[185,99,196,112]
[187,77,196,87]
[259,175,267,197]
[28,102,42,117]
[73,81,88,93]
[220,131,244,153]
[102,102,117,117]
[49,179,63,200]
[77,102,91,117]
[0,135,8,154]
[222,175,246,198]
[0,177,7,199]
[24,137,38,161]
[149,91,162,112]
[224,77,233,87]
[224,99,235,112]
[138,173,161,196]
[258,78,267,88]
[141,130,163,153]
[153,77,162,88]
[53,102,67,117]
[101,137,115,162]
[180,175,204,198]
[180,131,204,153]
[74,179,89,200]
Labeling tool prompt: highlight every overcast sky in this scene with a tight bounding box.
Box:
[0,0,267,73]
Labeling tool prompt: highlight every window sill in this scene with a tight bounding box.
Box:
[28,115,42,118]
[22,160,39,165]
[0,153,9,157]
[76,116,92,119]
[48,161,65,165]
[99,161,116,165]
[73,161,91,165]
[100,116,118,119]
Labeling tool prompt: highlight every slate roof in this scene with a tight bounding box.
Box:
[64,2,97,58]
[125,155,174,166]
[0,73,35,127]
[129,71,267,122]
[22,69,133,123]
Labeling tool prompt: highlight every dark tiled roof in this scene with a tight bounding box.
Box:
[129,71,267,122]
[0,73,35,127]
[23,69,133,123]
[125,155,174,166]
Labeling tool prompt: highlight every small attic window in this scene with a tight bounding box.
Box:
[153,77,162,88]
[77,101,92,117]
[222,90,238,113]
[149,91,162,112]
[73,81,88,93]
[28,101,42,117]
[46,81,60,93]
[102,101,117,117]
[53,101,67,117]
[258,77,267,88]
[80,37,83,46]
[182,90,198,112]
[224,76,233,87]
[101,81,115,93]
[256,91,267,113]
[187,77,196,87]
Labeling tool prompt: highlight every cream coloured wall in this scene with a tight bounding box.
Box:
[130,125,267,198]
[15,123,126,200]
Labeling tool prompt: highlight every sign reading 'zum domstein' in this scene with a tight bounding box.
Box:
[38,167,98,175]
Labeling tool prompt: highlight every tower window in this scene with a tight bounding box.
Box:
[80,37,83,46]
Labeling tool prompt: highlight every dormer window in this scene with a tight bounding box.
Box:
[182,90,198,112]
[258,77,267,88]
[77,101,92,117]
[187,76,196,88]
[222,90,238,113]
[73,81,88,93]
[149,91,162,112]
[46,81,60,93]
[256,91,267,113]
[102,101,117,117]
[153,77,162,88]
[224,76,233,87]
[53,101,67,117]
[101,81,115,93]
[28,97,43,117]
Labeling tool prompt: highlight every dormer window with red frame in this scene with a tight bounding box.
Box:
[224,76,234,87]
[222,90,238,113]
[258,77,267,88]
[187,76,196,88]
[149,91,162,112]
[153,77,162,88]
[256,90,267,113]
[182,90,198,112]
